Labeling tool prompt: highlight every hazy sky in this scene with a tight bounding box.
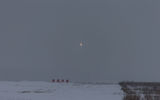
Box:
[0,0,159,82]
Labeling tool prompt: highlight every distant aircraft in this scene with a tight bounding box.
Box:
[80,40,88,48]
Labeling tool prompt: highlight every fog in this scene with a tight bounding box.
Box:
[0,0,158,82]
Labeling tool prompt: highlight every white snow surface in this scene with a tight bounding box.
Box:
[0,81,123,100]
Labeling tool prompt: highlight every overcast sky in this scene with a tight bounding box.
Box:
[0,0,159,82]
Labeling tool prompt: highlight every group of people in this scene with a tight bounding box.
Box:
[52,79,69,83]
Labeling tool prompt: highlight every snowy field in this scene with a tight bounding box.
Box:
[0,81,123,100]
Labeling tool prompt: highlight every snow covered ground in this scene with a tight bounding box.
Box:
[0,81,123,100]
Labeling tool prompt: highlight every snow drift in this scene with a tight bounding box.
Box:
[0,81,123,100]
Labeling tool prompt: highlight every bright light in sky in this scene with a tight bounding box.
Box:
[80,42,83,47]
[80,40,88,48]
